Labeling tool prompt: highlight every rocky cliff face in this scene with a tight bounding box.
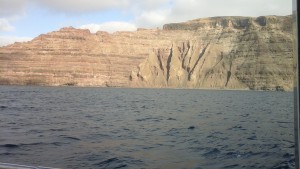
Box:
[0,27,172,87]
[130,15,294,91]
[0,15,294,90]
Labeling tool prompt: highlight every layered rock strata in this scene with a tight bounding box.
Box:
[0,15,294,91]
[130,16,294,91]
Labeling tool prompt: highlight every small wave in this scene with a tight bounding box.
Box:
[21,142,46,146]
[207,134,218,139]
[247,135,257,140]
[277,121,291,124]
[225,151,264,159]
[0,142,47,149]
[232,125,242,129]
[96,157,118,165]
[221,164,240,169]
[62,136,81,141]
[228,125,246,131]
[166,128,180,136]
[203,148,221,157]
[0,106,7,109]
[85,115,93,118]
[176,109,184,113]
[141,105,147,109]
[0,152,14,155]
[136,117,161,122]
[94,158,127,168]
[0,144,19,148]
[241,114,249,117]
[15,141,68,147]
[51,142,66,146]
[115,164,127,168]
[23,105,35,109]
[225,152,243,158]
[27,129,44,134]
[270,158,295,169]
[283,153,294,158]
[142,146,155,150]
[259,143,278,149]
[49,128,65,131]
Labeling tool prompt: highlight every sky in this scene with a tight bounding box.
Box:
[0,0,293,46]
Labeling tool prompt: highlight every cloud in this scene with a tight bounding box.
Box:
[171,0,292,19]
[129,0,171,11]
[134,0,293,28]
[0,0,27,17]
[0,0,293,36]
[0,18,15,31]
[135,9,171,28]
[30,0,171,14]
[79,21,137,33]
[0,35,32,47]
[0,0,293,19]
[31,0,129,13]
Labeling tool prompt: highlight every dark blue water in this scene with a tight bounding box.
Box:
[0,86,295,169]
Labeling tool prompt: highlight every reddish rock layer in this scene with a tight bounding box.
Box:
[0,15,294,91]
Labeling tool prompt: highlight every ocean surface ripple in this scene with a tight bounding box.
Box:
[0,86,295,169]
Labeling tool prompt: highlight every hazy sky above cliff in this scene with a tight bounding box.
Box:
[0,0,292,46]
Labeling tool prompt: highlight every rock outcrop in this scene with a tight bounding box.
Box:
[0,27,171,87]
[130,15,294,91]
[0,15,294,91]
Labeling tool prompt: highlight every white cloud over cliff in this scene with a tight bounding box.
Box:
[0,0,292,45]
[0,18,15,31]
[80,21,137,33]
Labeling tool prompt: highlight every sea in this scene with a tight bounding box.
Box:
[0,86,295,169]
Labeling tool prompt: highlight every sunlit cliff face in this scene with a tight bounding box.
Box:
[130,16,293,91]
[0,15,294,91]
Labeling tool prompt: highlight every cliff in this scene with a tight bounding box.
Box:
[0,15,294,91]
